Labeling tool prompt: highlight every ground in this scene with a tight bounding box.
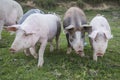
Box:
[0,8,120,80]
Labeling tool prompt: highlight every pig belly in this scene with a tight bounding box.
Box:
[48,27,57,41]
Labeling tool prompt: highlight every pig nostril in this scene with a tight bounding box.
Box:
[97,53,103,56]
[77,50,83,53]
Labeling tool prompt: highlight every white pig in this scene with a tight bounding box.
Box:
[6,13,61,67]
[0,0,23,39]
[89,14,113,61]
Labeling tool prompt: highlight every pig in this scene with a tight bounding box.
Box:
[63,7,90,57]
[0,0,23,39]
[6,13,61,67]
[89,14,113,61]
[18,9,44,24]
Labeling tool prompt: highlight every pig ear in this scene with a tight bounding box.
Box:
[81,24,92,28]
[104,31,113,40]
[65,25,75,34]
[4,26,18,32]
[89,31,98,40]
[81,24,92,32]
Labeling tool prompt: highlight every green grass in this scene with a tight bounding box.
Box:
[0,9,120,80]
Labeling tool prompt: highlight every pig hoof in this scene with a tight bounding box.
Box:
[93,54,97,61]
[38,59,44,67]
[50,47,54,52]
[80,53,85,57]
[66,48,72,54]
[50,46,54,52]
[33,54,38,59]
[24,53,31,56]
[24,50,31,56]
[66,51,71,54]
[93,58,97,61]
[38,62,43,67]
[38,64,42,68]
[101,55,104,57]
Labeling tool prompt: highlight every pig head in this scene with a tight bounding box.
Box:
[6,25,39,53]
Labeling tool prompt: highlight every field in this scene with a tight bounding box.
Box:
[0,8,120,80]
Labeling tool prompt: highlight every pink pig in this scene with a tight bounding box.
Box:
[89,14,113,61]
[0,0,23,39]
[6,13,61,67]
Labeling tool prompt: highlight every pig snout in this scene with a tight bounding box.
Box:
[76,50,85,57]
[76,50,83,55]
[9,48,16,53]
[77,50,83,53]
[97,53,103,56]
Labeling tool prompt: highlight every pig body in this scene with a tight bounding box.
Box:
[89,15,113,61]
[63,7,88,56]
[7,13,61,67]
[0,0,23,39]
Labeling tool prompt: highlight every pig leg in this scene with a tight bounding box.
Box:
[29,47,38,59]
[55,34,60,50]
[79,52,85,57]
[67,47,72,54]
[0,26,3,40]
[93,52,97,61]
[66,33,72,54]
[56,21,61,50]
[81,33,85,57]
[38,39,47,67]
[24,48,31,56]
[0,21,4,39]
[49,41,54,52]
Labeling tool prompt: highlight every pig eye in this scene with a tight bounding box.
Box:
[24,33,28,36]
[72,35,75,38]
[24,33,30,36]
[94,39,97,42]
[70,38,73,42]
[69,36,74,42]
[24,33,33,36]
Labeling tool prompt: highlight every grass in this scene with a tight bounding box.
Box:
[0,9,120,80]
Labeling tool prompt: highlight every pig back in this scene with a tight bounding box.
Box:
[63,7,87,29]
